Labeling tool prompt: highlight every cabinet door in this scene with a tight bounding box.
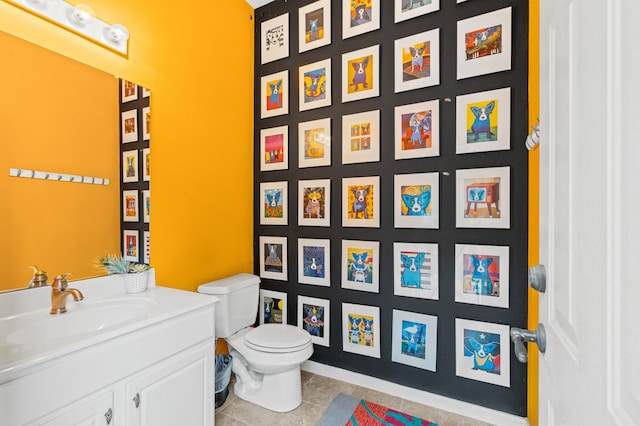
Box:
[125,343,213,426]
[32,390,114,426]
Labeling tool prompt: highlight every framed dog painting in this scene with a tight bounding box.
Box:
[342,45,379,103]
[394,99,440,160]
[298,238,331,287]
[456,87,511,154]
[260,181,288,226]
[394,0,440,24]
[260,289,287,325]
[142,190,150,224]
[394,172,439,229]
[299,0,331,53]
[456,166,510,229]
[342,303,380,358]
[298,179,331,227]
[299,58,332,112]
[455,318,511,387]
[391,309,438,372]
[298,295,330,347]
[342,176,380,228]
[394,29,440,93]
[258,236,288,281]
[121,109,138,143]
[122,190,139,222]
[122,150,138,183]
[341,239,379,293]
[342,0,380,40]
[341,110,380,165]
[457,7,512,80]
[454,244,509,308]
[260,125,289,172]
[123,230,139,262]
[260,70,289,119]
[393,242,439,300]
[121,79,137,103]
[261,13,289,64]
[298,118,331,168]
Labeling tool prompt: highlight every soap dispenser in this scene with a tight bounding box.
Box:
[28,265,48,288]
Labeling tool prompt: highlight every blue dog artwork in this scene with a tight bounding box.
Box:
[401,186,431,216]
[302,245,325,279]
[400,252,425,289]
[468,100,496,142]
[466,255,498,296]
[302,304,324,337]
[348,251,372,284]
[463,329,501,375]
[401,321,426,359]
[267,79,283,111]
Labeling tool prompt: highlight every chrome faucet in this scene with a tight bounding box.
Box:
[50,274,84,314]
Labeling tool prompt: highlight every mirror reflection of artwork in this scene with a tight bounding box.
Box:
[121,109,138,143]
[123,230,139,262]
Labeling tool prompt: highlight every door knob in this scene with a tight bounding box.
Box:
[528,264,546,293]
[510,324,546,363]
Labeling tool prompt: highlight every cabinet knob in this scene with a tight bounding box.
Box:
[133,393,140,408]
[104,408,113,424]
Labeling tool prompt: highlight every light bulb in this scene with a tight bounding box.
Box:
[104,23,129,43]
[67,4,95,27]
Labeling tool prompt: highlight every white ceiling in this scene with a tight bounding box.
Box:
[245,0,274,8]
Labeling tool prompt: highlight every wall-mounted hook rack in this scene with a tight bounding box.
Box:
[9,168,110,185]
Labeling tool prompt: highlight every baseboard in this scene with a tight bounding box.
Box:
[302,360,529,426]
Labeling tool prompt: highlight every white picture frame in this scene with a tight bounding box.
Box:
[455,318,511,387]
[260,70,289,119]
[260,125,289,172]
[299,0,331,53]
[298,118,331,168]
[261,13,289,64]
[122,190,139,222]
[299,58,332,111]
[456,87,511,154]
[342,303,380,358]
[298,238,331,287]
[394,99,440,160]
[259,181,288,226]
[341,110,380,165]
[342,0,380,39]
[123,229,139,262]
[342,176,380,228]
[299,179,331,227]
[457,7,512,80]
[298,295,330,346]
[342,44,379,103]
[122,149,139,183]
[394,172,439,229]
[393,242,439,300]
[121,109,138,143]
[456,166,510,229]
[259,236,288,281]
[455,244,509,308]
[394,0,440,24]
[260,289,288,325]
[142,190,150,224]
[392,309,438,372]
[394,28,440,93]
[341,239,379,293]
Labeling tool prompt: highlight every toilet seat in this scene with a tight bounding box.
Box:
[244,324,311,353]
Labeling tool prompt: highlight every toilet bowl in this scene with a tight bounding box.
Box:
[197,274,314,412]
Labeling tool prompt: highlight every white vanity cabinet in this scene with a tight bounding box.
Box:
[0,281,217,426]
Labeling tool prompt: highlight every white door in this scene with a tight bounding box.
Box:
[539,0,640,424]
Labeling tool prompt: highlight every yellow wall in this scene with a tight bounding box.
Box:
[0,0,256,291]
[528,1,540,425]
[0,30,119,288]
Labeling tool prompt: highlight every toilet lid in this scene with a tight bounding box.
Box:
[244,324,311,353]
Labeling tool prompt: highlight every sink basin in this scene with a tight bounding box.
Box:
[2,298,154,346]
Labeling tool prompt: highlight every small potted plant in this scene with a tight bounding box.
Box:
[97,253,150,293]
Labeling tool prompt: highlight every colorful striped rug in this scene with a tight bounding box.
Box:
[316,393,437,426]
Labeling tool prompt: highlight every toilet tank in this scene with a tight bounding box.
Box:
[197,273,260,338]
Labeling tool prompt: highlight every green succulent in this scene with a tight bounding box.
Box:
[97,253,150,274]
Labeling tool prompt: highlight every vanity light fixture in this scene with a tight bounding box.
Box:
[6,0,130,55]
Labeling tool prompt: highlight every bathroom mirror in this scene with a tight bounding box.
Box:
[0,30,148,291]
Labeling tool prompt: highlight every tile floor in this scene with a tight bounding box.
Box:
[214,371,494,425]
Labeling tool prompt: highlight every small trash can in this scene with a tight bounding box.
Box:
[215,354,232,408]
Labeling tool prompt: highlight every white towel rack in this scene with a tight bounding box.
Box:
[9,168,110,185]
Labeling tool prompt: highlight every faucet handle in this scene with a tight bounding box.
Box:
[28,265,48,288]
[51,273,72,290]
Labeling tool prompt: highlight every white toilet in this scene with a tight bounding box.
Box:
[197,273,313,412]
